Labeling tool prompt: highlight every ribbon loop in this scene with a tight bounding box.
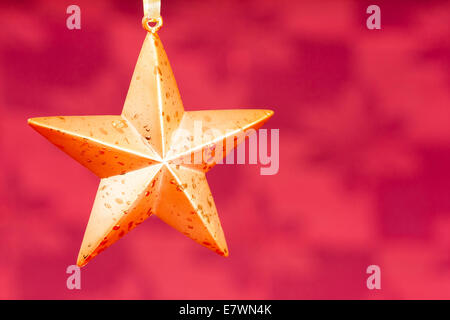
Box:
[143,0,161,19]
[142,0,162,33]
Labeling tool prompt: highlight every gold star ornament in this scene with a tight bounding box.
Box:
[28,6,273,267]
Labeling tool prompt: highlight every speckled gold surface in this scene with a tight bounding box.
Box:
[28,31,273,267]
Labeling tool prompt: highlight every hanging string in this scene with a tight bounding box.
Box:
[143,0,160,18]
[142,0,162,33]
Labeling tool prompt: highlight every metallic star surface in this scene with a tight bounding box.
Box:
[28,32,273,267]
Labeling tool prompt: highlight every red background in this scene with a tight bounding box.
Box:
[0,0,449,299]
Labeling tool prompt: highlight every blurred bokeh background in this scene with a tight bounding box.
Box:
[0,0,449,299]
